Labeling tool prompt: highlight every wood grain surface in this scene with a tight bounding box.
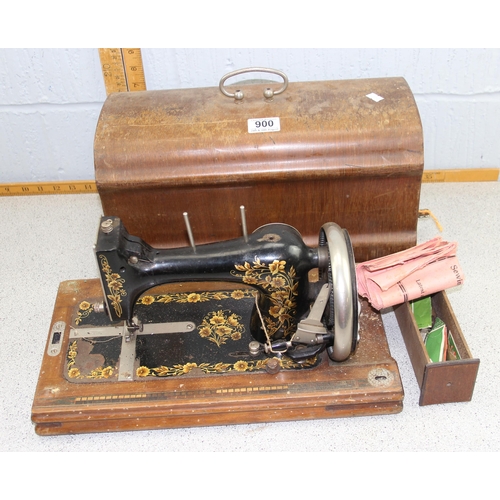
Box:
[94,77,423,262]
[32,279,403,435]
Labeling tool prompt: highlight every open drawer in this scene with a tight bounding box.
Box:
[394,291,479,406]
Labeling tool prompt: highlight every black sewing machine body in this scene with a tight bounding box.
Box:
[95,216,358,363]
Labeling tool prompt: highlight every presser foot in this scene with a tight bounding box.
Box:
[125,317,143,342]
[254,283,336,363]
[262,337,331,362]
[251,338,326,366]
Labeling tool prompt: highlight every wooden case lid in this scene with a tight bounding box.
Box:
[94,77,423,190]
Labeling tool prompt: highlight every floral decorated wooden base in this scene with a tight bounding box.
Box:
[32,279,404,435]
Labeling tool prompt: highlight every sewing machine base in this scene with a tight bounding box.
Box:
[32,279,403,435]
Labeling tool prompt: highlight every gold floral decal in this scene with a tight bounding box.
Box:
[67,340,78,373]
[197,310,245,347]
[231,258,298,339]
[66,340,114,380]
[135,356,317,378]
[136,289,255,306]
[75,301,93,325]
[99,254,127,318]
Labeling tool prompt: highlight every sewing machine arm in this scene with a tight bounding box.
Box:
[94,216,358,362]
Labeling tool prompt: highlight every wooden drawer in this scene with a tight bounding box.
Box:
[394,291,479,406]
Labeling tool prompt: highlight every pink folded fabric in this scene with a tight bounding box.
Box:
[356,237,465,310]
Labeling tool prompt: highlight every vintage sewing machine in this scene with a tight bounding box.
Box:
[94,209,358,364]
[32,210,404,435]
[32,69,420,434]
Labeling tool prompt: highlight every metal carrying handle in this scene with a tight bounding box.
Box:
[219,67,288,101]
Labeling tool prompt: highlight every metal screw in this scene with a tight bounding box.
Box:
[265,357,281,375]
[263,88,274,99]
[101,219,114,233]
[92,302,105,314]
[249,341,260,356]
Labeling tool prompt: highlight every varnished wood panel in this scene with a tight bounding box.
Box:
[94,77,423,262]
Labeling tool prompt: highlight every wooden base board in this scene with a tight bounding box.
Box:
[32,279,404,436]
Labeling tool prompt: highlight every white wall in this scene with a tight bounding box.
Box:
[1,48,499,182]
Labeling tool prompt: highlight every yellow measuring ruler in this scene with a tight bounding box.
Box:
[98,48,147,95]
[0,181,98,196]
[421,168,499,183]
[1,169,498,197]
